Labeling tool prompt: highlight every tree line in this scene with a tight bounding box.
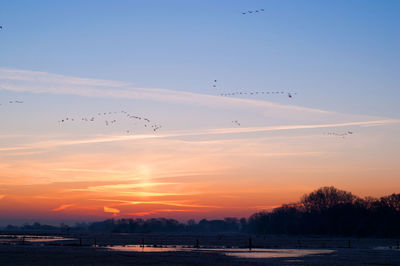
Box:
[248,186,400,237]
[2,187,400,237]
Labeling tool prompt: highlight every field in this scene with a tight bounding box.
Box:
[1,233,400,265]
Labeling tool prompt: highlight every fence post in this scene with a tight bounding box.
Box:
[249,236,252,251]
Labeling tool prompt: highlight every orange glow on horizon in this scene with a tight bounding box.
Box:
[104,206,120,216]
[0,69,399,224]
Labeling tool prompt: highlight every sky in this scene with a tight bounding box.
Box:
[0,0,399,225]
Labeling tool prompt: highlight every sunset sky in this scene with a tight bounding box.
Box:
[0,0,399,225]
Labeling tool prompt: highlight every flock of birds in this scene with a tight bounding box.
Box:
[58,110,162,134]
[0,100,24,106]
[324,131,354,138]
[211,80,297,99]
[0,84,354,138]
[0,17,354,140]
[242,9,265,15]
[220,91,296,98]
[210,80,354,137]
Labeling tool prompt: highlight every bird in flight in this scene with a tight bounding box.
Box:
[212,79,218,88]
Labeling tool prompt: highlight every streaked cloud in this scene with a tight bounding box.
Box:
[52,204,75,211]
[127,209,200,216]
[68,182,179,192]
[0,67,330,113]
[119,191,192,197]
[0,119,398,152]
[0,68,127,88]
[94,199,220,209]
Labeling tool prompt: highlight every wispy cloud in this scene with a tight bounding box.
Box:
[50,168,127,174]
[235,152,324,157]
[1,119,398,152]
[0,68,127,88]
[52,204,75,211]
[94,199,220,209]
[119,191,192,197]
[0,67,329,113]
[127,209,200,216]
[68,182,179,192]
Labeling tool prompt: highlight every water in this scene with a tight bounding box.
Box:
[0,235,76,243]
[374,246,400,251]
[225,248,334,258]
[107,245,335,258]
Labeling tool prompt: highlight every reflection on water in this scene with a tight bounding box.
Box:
[0,235,76,243]
[107,245,335,258]
[374,246,400,251]
[108,245,189,252]
[225,249,334,258]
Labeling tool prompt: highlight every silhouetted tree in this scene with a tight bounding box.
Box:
[301,186,357,211]
[249,187,400,237]
[380,193,400,211]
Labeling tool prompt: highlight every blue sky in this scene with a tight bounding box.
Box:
[1,0,399,116]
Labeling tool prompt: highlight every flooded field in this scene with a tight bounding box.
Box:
[107,244,335,259]
[0,233,399,265]
[225,248,335,259]
[0,235,76,243]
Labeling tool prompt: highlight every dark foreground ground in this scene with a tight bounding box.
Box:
[1,245,400,266]
[1,233,400,265]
